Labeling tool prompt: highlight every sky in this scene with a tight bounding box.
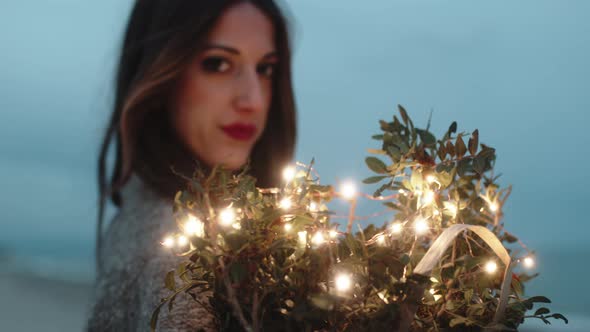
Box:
[0,0,588,318]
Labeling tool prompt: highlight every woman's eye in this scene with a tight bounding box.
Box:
[257,63,276,78]
[201,56,231,73]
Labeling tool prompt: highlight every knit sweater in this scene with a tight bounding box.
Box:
[86,174,217,331]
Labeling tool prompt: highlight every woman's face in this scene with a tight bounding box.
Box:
[171,2,277,170]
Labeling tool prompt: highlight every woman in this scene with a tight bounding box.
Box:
[86,0,296,330]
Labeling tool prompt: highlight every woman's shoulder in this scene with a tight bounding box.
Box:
[99,174,177,269]
[89,174,218,331]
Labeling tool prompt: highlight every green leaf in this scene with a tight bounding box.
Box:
[528,296,551,304]
[550,313,569,324]
[416,129,436,146]
[535,307,550,316]
[384,202,403,211]
[449,316,468,327]
[473,155,486,174]
[468,129,479,155]
[399,254,410,266]
[398,104,410,126]
[447,121,458,137]
[446,141,455,157]
[457,158,471,176]
[386,146,402,161]
[366,157,388,174]
[165,270,176,292]
[363,175,388,184]
[456,136,467,158]
[150,304,162,332]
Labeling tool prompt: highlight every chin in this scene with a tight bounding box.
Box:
[215,152,249,171]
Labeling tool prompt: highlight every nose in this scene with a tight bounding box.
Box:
[233,67,266,114]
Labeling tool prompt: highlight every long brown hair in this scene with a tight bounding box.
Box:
[96,0,296,272]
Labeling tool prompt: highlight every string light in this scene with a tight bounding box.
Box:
[184,215,205,237]
[309,202,319,212]
[329,230,338,238]
[376,234,386,245]
[282,166,296,182]
[177,235,188,247]
[311,232,325,246]
[335,273,352,292]
[421,190,435,206]
[162,236,174,248]
[297,231,307,245]
[280,198,292,210]
[444,202,458,217]
[523,256,535,268]
[219,207,236,227]
[284,223,293,232]
[426,175,436,184]
[391,222,403,234]
[340,181,357,200]
[414,217,429,234]
[489,202,499,212]
[484,260,498,274]
[232,223,242,230]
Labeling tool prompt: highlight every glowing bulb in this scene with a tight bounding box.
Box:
[311,232,325,246]
[429,288,436,295]
[421,190,435,205]
[309,202,318,212]
[184,215,205,237]
[329,230,338,238]
[162,236,174,248]
[376,234,386,245]
[284,223,292,232]
[280,198,292,210]
[177,235,188,246]
[391,222,403,234]
[232,223,242,230]
[523,257,535,268]
[414,217,429,234]
[335,274,352,292]
[426,175,436,183]
[484,260,498,274]
[282,166,296,182]
[297,231,307,245]
[444,202,458,216]
[489,202,499,212]
[219,208,236,226]
[340,181,357,200]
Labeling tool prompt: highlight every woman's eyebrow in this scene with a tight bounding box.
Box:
[203,43,278,59]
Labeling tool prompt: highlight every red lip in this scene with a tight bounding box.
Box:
[221,123,257,141]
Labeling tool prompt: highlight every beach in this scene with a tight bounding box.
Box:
[0,270,92,332]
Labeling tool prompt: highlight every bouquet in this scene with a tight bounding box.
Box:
[151,106,567,331]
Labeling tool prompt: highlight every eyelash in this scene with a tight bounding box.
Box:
[201,56,276,78]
